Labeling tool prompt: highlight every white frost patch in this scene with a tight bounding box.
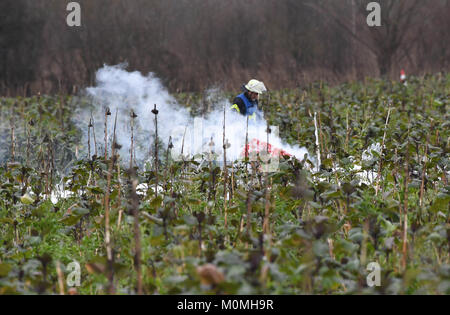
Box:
[50,184,74,205]
[362,142,381,161]
[327,163,376,185]
[353,165,377,185]
[136,183,163,196]
[325,153,378,185]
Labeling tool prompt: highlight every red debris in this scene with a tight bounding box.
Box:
[242,138,292,158]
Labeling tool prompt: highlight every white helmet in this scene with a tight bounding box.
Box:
[245,79,267,94]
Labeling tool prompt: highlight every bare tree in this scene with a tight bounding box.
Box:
[1,0,449,95]
[303,0,436,76]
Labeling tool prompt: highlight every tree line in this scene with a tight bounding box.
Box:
[1,0,449,96]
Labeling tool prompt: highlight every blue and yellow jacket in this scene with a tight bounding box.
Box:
[231,92,258,117]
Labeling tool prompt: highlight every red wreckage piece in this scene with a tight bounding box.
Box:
[243,138,292,158]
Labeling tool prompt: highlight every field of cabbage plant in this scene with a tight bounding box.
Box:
[0,74,448,295]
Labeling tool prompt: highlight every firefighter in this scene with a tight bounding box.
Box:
[231,79,267,118]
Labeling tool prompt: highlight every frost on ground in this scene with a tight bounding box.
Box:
[326,142,382,185]
[362,142,382,162]
[50,183,74,205]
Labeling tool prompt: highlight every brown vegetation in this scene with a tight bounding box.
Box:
[1,0,449,95]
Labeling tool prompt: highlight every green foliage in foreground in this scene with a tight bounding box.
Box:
[0,74,449,294]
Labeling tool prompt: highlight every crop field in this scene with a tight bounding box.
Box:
[0,73,449,295]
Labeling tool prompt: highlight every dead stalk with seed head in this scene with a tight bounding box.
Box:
[26,119,33,166]
[180,125,188,183]
[10,111,15,162]
[245,115,249,175]
[375,106,392,196]
[263,179,272,234]
[43,136,51,198]
[312,111,321,172]
[244,115,253,237]
[393,148,404,226]
[88,119,92,159]
[129,168,142,294]
[104,109,118,294]
[164,136,173,196]
[263,123,271,235]
[246,170,254,237]
[56,261,65,295]
[207,137,215,206]
[116,162,123,229]
[91,113,98,157]
[21,102,26,160]
[130,110,137,169]
[419,138,429,208]
[402,139,410,271]
[345,107,350,152]
[104,107,111,161]
[317,112,326,159]
[49,140,55,195]
[230,162,235,200]
[181,126,187,157]
[152,104,159,198]
[223,104,228,221]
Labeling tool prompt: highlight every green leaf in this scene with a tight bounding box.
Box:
[87,186,104,194]
[60,215,83,226]
[20,193,35,205]
[72,207,90,216]
[150,196,163,208]
[0,218,14,225]
[0,263,12,277]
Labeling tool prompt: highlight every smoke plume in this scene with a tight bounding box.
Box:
[73,64,311,168]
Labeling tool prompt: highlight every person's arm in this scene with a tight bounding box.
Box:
[232,97,246,115]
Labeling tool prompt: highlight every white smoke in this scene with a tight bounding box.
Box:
[73,64,310,168]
